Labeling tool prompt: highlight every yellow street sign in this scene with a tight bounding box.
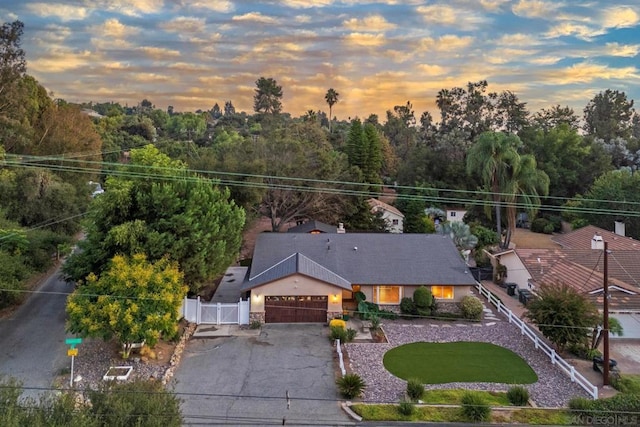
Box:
[67,348,78,357]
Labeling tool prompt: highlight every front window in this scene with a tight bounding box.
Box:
[373,286,401,304]
[392,219,399,225]
[431,285,454,300]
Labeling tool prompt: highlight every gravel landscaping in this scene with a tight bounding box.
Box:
[344,310,591,407]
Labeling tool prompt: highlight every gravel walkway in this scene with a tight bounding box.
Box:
[344,309,590,407]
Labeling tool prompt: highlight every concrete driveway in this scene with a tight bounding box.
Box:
[173,324,354,426]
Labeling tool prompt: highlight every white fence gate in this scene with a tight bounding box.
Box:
[180,297,249,325]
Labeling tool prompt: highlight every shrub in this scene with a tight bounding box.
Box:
[506,385,529,406]
[568,397,593,416]
[345,328,357,342]
[530,218,550,234]
[406,378,424,401]
[397,399,415,416]
[336,374,366,399]
[330,325,347,342]
[460,391,491,422]
[400,297,416,316]
[413,286,433,316]
[459,295,483,321]
[543,223,554,234]
[329,318,346,329]
[249,320,261,329]
[354,291,366,303]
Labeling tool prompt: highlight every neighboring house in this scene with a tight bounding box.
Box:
[445,208,467,223]
[287,220,342,234]
[241,233,476,323]
[367,198,404,233]
[490,225,640,337]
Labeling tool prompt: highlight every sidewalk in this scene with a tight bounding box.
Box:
[192,324,260,338]
[477,280,618,399]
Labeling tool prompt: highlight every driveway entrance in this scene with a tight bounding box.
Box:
[173,324,353,426]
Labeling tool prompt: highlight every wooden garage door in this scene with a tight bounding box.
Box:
[265,296,328,323]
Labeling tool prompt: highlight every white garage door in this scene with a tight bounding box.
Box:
[611,313,640,339]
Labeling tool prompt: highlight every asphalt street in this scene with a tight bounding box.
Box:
[173,324,354,426]
[0,266,72,399]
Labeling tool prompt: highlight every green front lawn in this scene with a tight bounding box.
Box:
[422,389,511,406]
[383,341,538,384]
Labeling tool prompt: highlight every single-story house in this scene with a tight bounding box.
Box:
[241,233,476,323]
[367,198,404,233]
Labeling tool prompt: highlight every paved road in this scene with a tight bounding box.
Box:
[173,324,354,426]
[0,266,71,399]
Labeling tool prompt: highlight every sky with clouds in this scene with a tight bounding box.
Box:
[3,0,639,120]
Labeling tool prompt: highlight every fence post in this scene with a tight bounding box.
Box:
[196,296,201,325]
[550,349,557,365]
[520,319,525,335]
[570,366,576,382]
[534,335,538,349]
[216,303,221,325]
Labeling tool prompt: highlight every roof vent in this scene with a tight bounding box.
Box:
[353,246,358,251]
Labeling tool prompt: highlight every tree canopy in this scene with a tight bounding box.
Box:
[525,283,599,353]
[62,145,245,293]
[254,77,283,114]
[66,253,188,358]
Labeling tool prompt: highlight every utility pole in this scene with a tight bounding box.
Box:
[603,241,610,386]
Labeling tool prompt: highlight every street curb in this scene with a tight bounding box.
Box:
[341,401,363,422]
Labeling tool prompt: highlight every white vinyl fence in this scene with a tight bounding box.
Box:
[476,282,599,399]
[180,297,250,325]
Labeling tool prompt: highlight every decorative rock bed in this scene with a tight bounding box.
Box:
[345,318,590,408]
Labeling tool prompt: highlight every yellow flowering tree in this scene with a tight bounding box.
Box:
[66,254,188,358]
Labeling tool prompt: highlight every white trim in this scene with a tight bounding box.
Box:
[588,285,636,295]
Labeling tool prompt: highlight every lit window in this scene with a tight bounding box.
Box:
[432,285,454,299]
[373,286,401,304]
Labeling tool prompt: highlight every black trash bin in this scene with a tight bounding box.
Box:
[592,356,618,372]
[518,289,532,305]
[506,284,517,296]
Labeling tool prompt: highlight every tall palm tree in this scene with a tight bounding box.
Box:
[502,154,549,248]
[466,132,520,249]
[325,88,339,132]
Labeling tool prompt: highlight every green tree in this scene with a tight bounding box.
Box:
[67,254,188,358]
[502,153,549,248]
[521,123,596,200]
[532,104,580,132]
[253,77,283,114]
[0,21,26,119]
[325,88,339,132]
[466,132,520,248]
[577,169,640,239]
[583,89,635,141]
[525,283,599,353]
[62,145,245,292]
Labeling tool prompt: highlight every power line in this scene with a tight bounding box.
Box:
[5,153,640,217]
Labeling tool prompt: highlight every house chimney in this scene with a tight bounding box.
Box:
[592,233,604,250]
[615,221,626,237]
[337,223,346,234]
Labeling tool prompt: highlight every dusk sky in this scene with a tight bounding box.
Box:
[3,1,639,120]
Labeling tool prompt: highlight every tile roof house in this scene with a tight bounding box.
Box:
[242,233,476,323]
[367,198,404,233]
[491,226,640,325]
